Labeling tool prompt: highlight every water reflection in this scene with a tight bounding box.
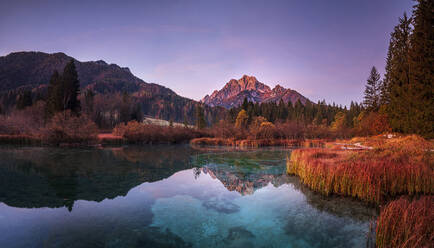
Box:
[0,146,375,248]
[0,145,197,210]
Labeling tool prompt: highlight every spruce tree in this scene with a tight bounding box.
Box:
[408,0,434,138]
[17,90,32,110]
[363,66,381,111]
[195,105,206,129]
[386,13,412,133]
[241,97,249,110]
[45,70,63,118]
[62,59,81,115]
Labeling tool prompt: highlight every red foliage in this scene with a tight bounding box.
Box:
[43,111,98,144]
[376,196,434,248]
[113,120,205,144]
[288,136,433,204]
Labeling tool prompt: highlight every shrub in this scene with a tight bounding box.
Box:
[113,120,204,144]
[43,111,98,144]
[0,101,46,135]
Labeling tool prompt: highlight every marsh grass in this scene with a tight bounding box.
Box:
[287,135,433,204]
[376,196,433,248]
[287,135,433,247]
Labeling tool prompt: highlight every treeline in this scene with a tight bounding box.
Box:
[227,98,363,129]
[362,0,433,139]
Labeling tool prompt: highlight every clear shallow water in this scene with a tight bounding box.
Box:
[0,145,376,248]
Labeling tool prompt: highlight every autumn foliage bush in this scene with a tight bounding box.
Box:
[113,120,204,144]
[376,196,433,248]
[42,111,98,144]
[0,101,46,135]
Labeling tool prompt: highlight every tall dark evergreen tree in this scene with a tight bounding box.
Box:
[385,13,412,133]
[120,91,131,124]
[380,48,392,107]
[16,90,32,110]
[45,70,62,118]
[241,97,249,111]
[408,0,434,138]
[83,89,95,116]
[363,66,381,111]
[195,105,206,129]
[61,59,81,115]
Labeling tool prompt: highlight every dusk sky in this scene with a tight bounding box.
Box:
[0,0,413,106]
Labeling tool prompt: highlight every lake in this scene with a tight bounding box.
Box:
[0,145,376,248]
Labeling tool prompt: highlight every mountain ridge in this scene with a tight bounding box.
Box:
[0,51,226,124]
[202,75,309,108]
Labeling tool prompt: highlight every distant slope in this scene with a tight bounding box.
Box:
[0,51,173,94]
[0,51,225,123]
[202,75,309,108]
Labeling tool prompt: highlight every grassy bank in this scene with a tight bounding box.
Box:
[376,196,433,248]
[286,134,433,246]
[190,137,326,148]
[287,135,433,204]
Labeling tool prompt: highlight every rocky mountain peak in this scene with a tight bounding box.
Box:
[201,75,309,108]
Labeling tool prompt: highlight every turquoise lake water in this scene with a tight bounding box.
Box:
[0,145,376,248]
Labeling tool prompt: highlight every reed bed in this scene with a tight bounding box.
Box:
[287,135,433,204]
[376,196,433,248]
[190,137,303,147]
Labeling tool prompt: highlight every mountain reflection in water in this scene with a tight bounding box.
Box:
[0,146,376,248]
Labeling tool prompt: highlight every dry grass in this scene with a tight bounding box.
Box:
[190,137,236,146]
[97,133,126,145]
[376,196,433,248]
[287,135,433,204]
[190,138,304,147]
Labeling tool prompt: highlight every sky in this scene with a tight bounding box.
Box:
[0,0,414,106]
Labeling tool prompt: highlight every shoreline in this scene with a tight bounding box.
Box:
[285,135,433,247]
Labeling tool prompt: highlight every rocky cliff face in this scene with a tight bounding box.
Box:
[202,75,309,108]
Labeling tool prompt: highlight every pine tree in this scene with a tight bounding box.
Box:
[62,59,81,115]
[183,113,189,128]
[195,105,206,129]
[83,89,95,116]
[386,13,413,133]
[120,91,131,124]
[277,99,288,120]
[408,0,434,138]
[45,70,62,118]
[363,66,381,111]
[16,90,32,110]
[380,48,393,107]
[241,97,249,110]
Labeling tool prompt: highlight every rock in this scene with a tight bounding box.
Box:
[201,75,309,108]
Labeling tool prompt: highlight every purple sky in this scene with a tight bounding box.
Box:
[0,0,413,106]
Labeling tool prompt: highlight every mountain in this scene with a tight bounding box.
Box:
[0,51,225,123]
[0,51,173,94]
[202,75,309,108]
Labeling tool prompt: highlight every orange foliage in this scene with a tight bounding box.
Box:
[376,196,434,248]
[354,112,391,136]
[287,135,433,204]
